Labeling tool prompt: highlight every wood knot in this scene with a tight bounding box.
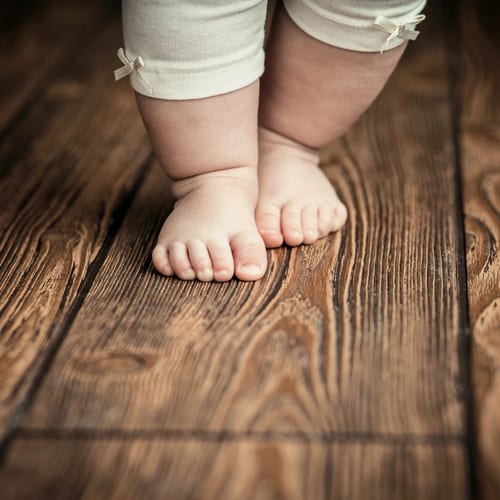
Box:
[464,215,497,275]
[73,351,155,376]
[474,300,500,365]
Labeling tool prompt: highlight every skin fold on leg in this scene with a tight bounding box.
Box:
[137,81,267,282]
[256,3,407,247]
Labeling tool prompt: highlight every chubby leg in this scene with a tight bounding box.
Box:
[119,0,269,281]
[257,3,408,247]
[138,82,267,282]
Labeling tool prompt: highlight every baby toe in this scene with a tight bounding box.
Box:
[208,239,234,282]
[152,244,174,276]
[332,202,348,231]
[301,204,320,244]
[187,240,214,281]
[318,203,336,236]
[231,231,267,281]
[169,241,196,280]
[281,204,303,246]
[256,201,283,248]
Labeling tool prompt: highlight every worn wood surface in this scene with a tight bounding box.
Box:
[0,0,112,133]
[16,2,467,440]
[0,20,151,440]
[455,0,500,497]
[0,437,466,500]
[0,0,492,498]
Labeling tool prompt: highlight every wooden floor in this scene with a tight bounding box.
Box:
[0,0,498,498]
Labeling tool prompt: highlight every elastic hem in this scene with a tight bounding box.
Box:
[282,0,427,53]
[127,48,265,100]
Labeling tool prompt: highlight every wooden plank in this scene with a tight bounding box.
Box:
[0,437,467,500]
[455,0,500,497]
[20,7,467,439]
[0,20,151,440]
[0,0,112,133]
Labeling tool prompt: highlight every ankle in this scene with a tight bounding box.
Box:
[258,126,320,164]
[170,164,259,201]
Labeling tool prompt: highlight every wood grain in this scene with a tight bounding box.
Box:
[20,7,468,443]
[0,1,473,497]
[0,20,151,440]
[0,0,113,133]
[455,0,500,497]
[0,437,467,500]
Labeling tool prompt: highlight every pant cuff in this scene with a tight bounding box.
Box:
[118,47,265,100]
[282,0,427,53]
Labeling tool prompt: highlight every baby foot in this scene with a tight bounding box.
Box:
[256,127,347,248]
[152,167,267,282]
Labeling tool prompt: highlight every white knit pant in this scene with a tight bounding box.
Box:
[115,0,426,100]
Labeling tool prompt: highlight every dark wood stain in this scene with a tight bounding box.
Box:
[450,0,500,498]
[0,0,496,498]
[0,17,151,442]
[0,438,466,500]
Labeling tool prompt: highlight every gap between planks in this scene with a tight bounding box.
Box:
[15,427,466,446]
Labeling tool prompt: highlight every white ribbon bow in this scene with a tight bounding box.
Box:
[374,14,426,52]
[113,48,152,93]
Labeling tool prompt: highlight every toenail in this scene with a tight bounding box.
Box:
[216,269,231,280]
[198,268,214,281]
[181,269,196,280]
[238,264,263,276]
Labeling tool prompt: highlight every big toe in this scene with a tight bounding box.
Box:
[256,201,283,248]
[231,231,267,281]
